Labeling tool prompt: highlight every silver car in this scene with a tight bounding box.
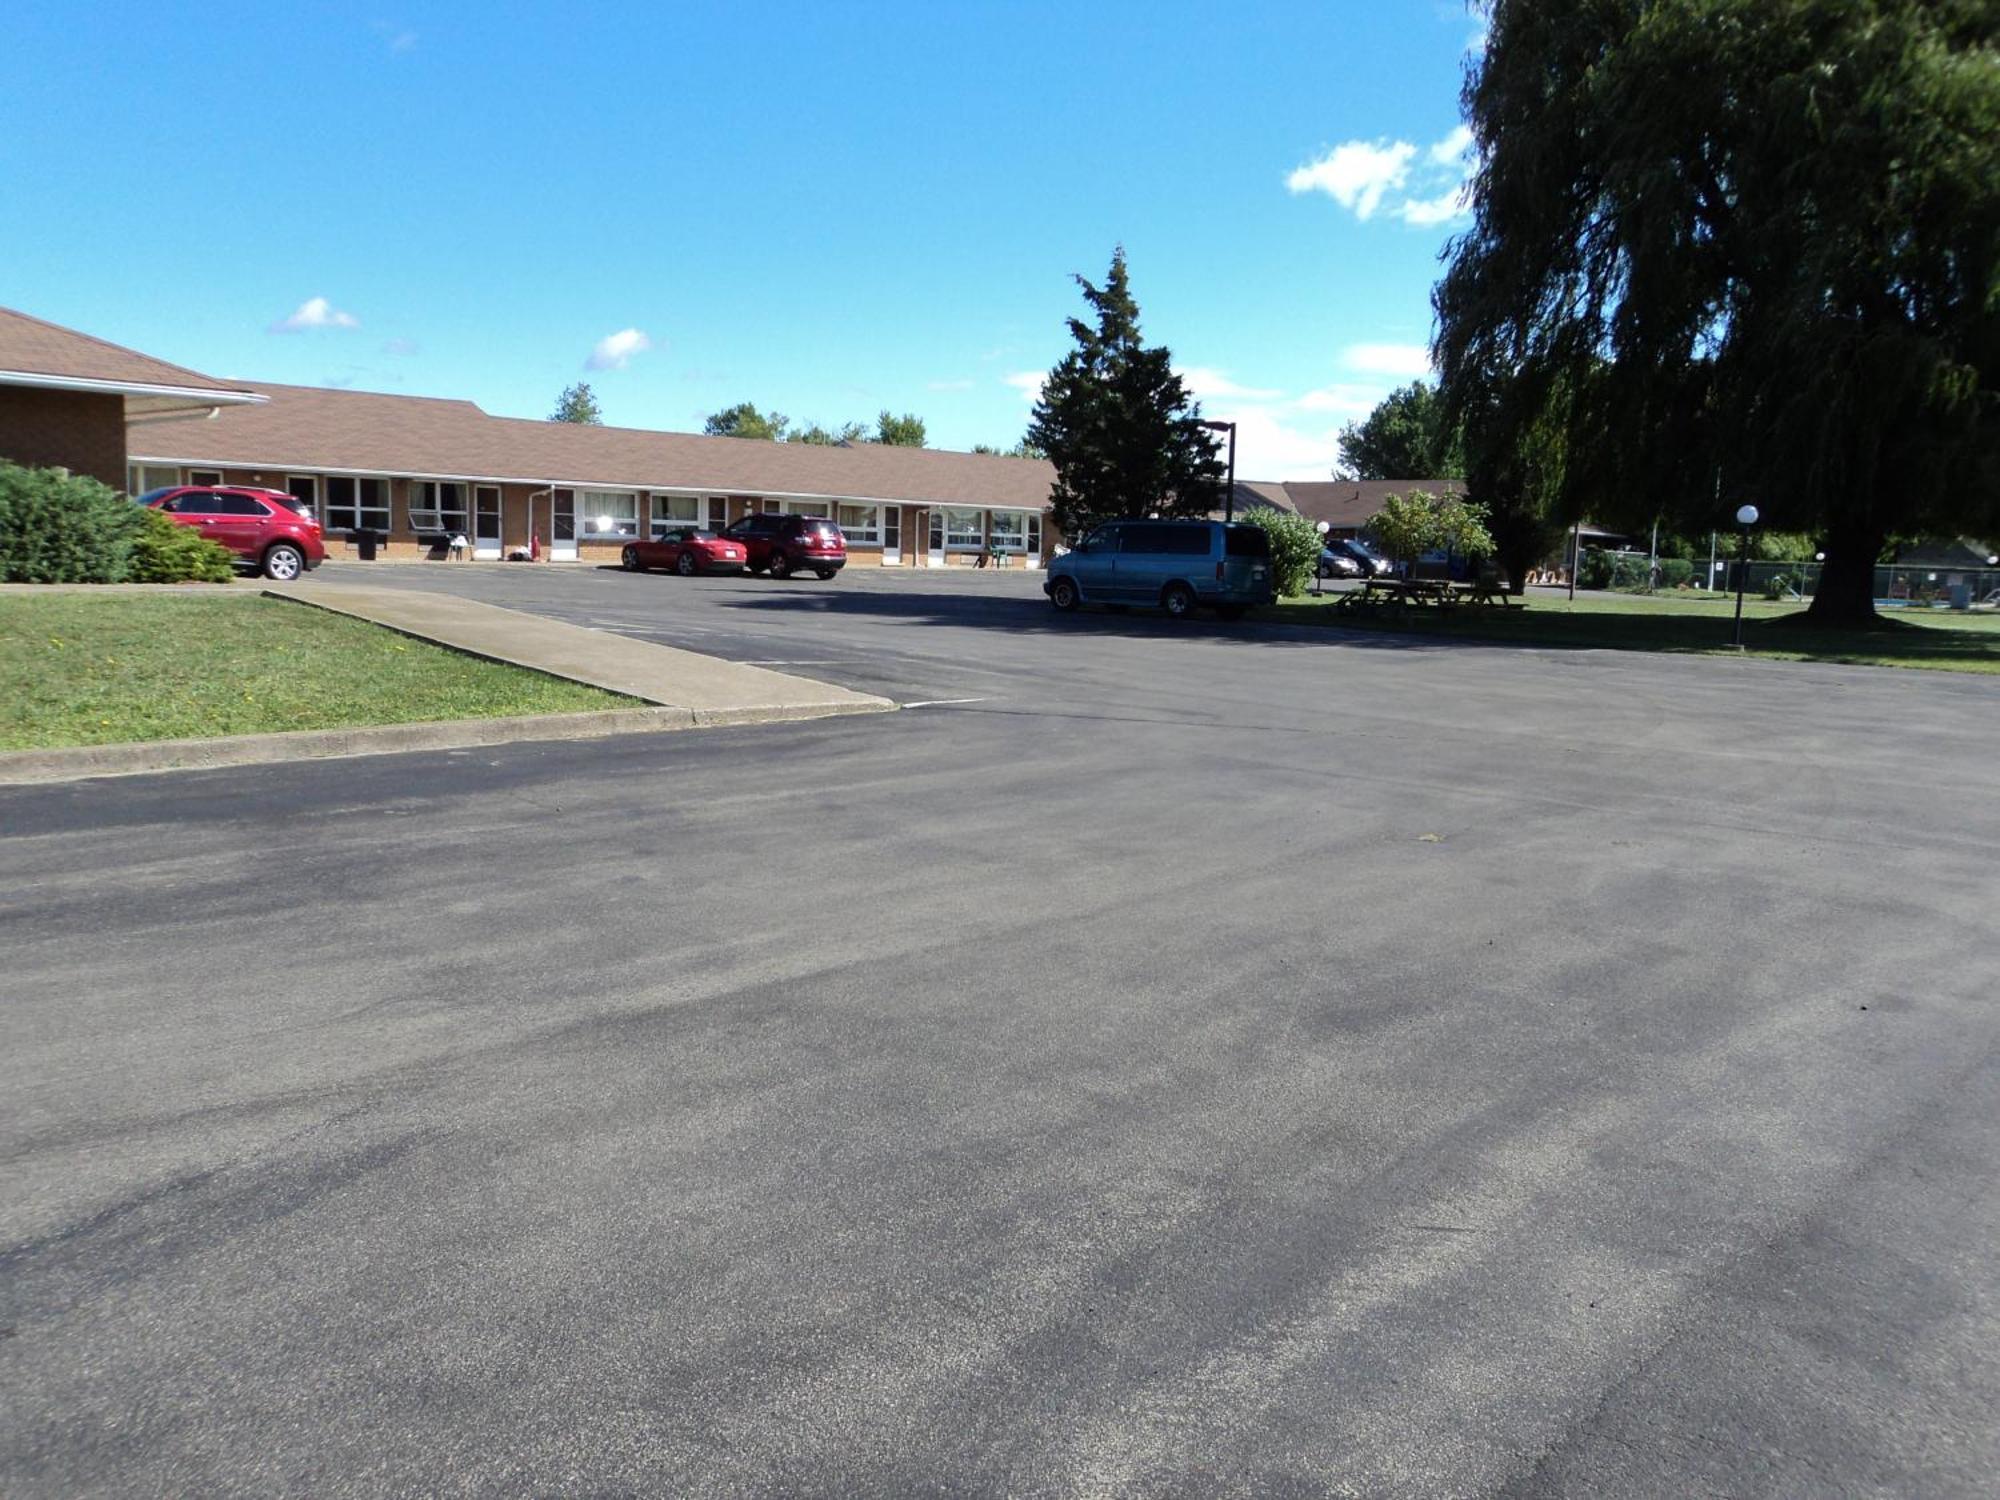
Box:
[1044,519,1275,620]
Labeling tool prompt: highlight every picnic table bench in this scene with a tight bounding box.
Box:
[1335,566,1522,612]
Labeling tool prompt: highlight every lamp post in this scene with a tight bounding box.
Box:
[1200,419,1238,522]
[1315,519,1331,596]
[1733,503,1760,648]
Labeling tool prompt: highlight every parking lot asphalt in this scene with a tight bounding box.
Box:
[4,564,1998,1496]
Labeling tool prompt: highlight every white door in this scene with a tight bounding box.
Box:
[882,505,902,565]
[473,486,502,559]
[927,509,944,567]
[551,488,578,560]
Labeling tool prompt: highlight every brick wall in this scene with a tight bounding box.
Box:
[0,388,126,488]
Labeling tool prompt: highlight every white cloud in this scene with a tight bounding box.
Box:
[1285,140,1416,221]
[1294,381,1392,419]
[1288,124,1477,229]
[1198,403,1349,483]
[1429,124,1474,167]
[585,327,653,371]
[270,296,359,333]
[1343,342,1434,379]
[1176,366,1283,402]
[1003,371,1045,404]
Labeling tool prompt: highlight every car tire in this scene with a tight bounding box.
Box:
[1049,576,1080,611]
[262,543,305,582]
[621,546,641,571]
[769,554,792,579]
[1161,582,1196,619]
[815,568,836,580]
[677,553,698,576]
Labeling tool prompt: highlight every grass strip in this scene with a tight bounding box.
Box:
[0,592,634,749]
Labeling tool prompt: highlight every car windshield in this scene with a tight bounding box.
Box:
[685,529,715,540]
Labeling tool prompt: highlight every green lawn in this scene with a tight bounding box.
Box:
[1265,587,2000,673]
[0,593,634,750]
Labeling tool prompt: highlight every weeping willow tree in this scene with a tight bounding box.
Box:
[1435,0,1999,625]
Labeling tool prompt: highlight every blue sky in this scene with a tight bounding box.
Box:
[2,1,1485,479]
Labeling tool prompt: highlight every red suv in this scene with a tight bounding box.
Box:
[722,513,846,579]
[141,486,326,580]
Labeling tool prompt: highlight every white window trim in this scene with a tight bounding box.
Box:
[324,474,391,533]
[650,492,703,536]
[408,479,471,534]
[577,488,640,539]
[835,503,881,544]
[943,506,986,550]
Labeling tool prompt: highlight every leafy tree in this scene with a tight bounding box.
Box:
[790,420,869,446]
[1232,507,1323,598]
[704,402,789,441]
[549,382,603,425]
[1026,247,1225,542]
[1434,0,1999,626]
[875,411,927,447]
[1336,381,1464,480]
[1368,490,1495,575]
[973,440,1048,459]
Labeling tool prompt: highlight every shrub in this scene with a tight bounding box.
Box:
[1659,557,1694,589]
[126,506,236,582]
[1578,547,1615,589]
[1372,489,1496,574]
[0,462,144,582]
[1233,506,1323,598]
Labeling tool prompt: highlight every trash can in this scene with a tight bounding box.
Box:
[354,527,378,561]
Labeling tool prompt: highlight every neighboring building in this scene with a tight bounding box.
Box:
[0,307,264,487]
[130,380,1059,567]
[1275,479,1468,538]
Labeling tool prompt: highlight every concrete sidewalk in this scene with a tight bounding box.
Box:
[270,580,894,721]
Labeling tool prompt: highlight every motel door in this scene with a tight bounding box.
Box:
[551,489,578,560]
[927,509,945,566]
[882,505,902,565]
[473,486,502,559]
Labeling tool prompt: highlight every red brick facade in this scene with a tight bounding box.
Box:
[0,387,127,488]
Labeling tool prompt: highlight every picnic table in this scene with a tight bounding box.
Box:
[1335,569,1522,612]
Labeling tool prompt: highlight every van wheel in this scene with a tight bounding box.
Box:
[1161,582,1196,619]
[1049,577,1080,611]
[263,543,304,581]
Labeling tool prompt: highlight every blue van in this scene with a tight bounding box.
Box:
[1044,519,1275,619]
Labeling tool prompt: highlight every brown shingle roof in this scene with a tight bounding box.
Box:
[0,306,254,396]
[133,380,1062,510]
[1279,478,1465,530]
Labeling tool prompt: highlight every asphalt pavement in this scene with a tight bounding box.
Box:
[4,563,1997,1497]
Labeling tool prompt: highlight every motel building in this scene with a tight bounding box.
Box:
[3,305,1056,569]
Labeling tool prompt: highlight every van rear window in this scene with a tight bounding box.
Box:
[1224,526,1271,557]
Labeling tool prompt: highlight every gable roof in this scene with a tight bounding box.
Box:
[132,380,1061,510]
[0,307,263,413]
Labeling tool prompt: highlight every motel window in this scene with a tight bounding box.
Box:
[578,490,639,538]
[408,481,469,534]
[285,476,318,520]
[943,507,986,549]
[707,497,729,529]
[651,494,701,536]
[784,500,830,518]
[835,504,880,544]
[324,476,390,532]
[988,510,1026,551]
[127,464,179,496]
[189,470,222,486]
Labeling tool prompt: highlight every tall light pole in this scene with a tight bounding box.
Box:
[1733,503,1760,648]
[1201,419,1238,522]
[1314,519,1331,596]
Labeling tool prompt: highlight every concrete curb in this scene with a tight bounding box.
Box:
[0,700,889,786]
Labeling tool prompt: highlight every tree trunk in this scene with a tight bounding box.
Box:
[1803,520,1884,629]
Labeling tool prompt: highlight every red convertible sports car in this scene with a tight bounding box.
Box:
[621,527,748,576]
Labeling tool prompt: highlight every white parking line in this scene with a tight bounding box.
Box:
[902,697,991,708]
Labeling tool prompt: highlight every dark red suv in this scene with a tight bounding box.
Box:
[141,486,326,580]
[722,513,846,579]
